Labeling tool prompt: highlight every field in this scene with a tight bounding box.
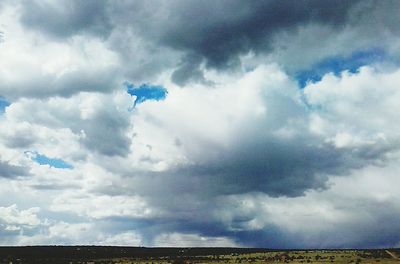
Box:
[0,247,399,264]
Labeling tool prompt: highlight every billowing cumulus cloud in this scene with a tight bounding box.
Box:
[0,0,399,248]
[0,4,120,100]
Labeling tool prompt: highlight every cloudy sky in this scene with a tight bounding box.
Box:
[1,0,400,248]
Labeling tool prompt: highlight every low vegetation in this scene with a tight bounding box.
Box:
[1,247,399,264]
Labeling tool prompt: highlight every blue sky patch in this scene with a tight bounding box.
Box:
[0,96,10,113]
[295,48,386,88]
[26,151,73,169]
[125,83,168,107]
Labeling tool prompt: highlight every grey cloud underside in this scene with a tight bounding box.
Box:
[80,107,131,157]
[224,196,400,248]
[124,136,395,201]
[78,182,400,248]
[8,95,131,157]
[112,0,364,82]
[171,54,212,86]
[2,130,36,149]
[0,68,120,100]
[0,159,29,178]
[121,0,400,67]
[20,0,112,39]
[149,0,357,67]
[139,0,400,81]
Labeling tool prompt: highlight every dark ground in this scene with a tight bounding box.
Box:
[0,246,399,264]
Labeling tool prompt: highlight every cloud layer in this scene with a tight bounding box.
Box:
[0,0,400,248]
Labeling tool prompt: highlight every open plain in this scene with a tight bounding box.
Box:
[1,247,399,264]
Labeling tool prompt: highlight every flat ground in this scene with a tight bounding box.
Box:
[1,247,399,264]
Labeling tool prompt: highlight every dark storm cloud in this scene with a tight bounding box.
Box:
[104,0,364,82]
[152,0,358,68]
[15,0,381,49]
[80,190,400,248]
[0,159,29,178]
[19,0,112,39]
[131,185,400,248]
[108,0,400,83]
[124,136,395,201]
[15,0,369,81]
[235,199,400,249]
[15,0,400,85]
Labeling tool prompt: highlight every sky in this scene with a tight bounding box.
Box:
[0,0,400,248]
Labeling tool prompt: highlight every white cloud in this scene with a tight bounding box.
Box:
[154,233,239,247]
[0,204,40,229]
[99,231,142,246]
[48,222,91,240]
[13,221,95,245]
[304,67,400,140]
[50,193,155,219]
[0,4,120,99]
